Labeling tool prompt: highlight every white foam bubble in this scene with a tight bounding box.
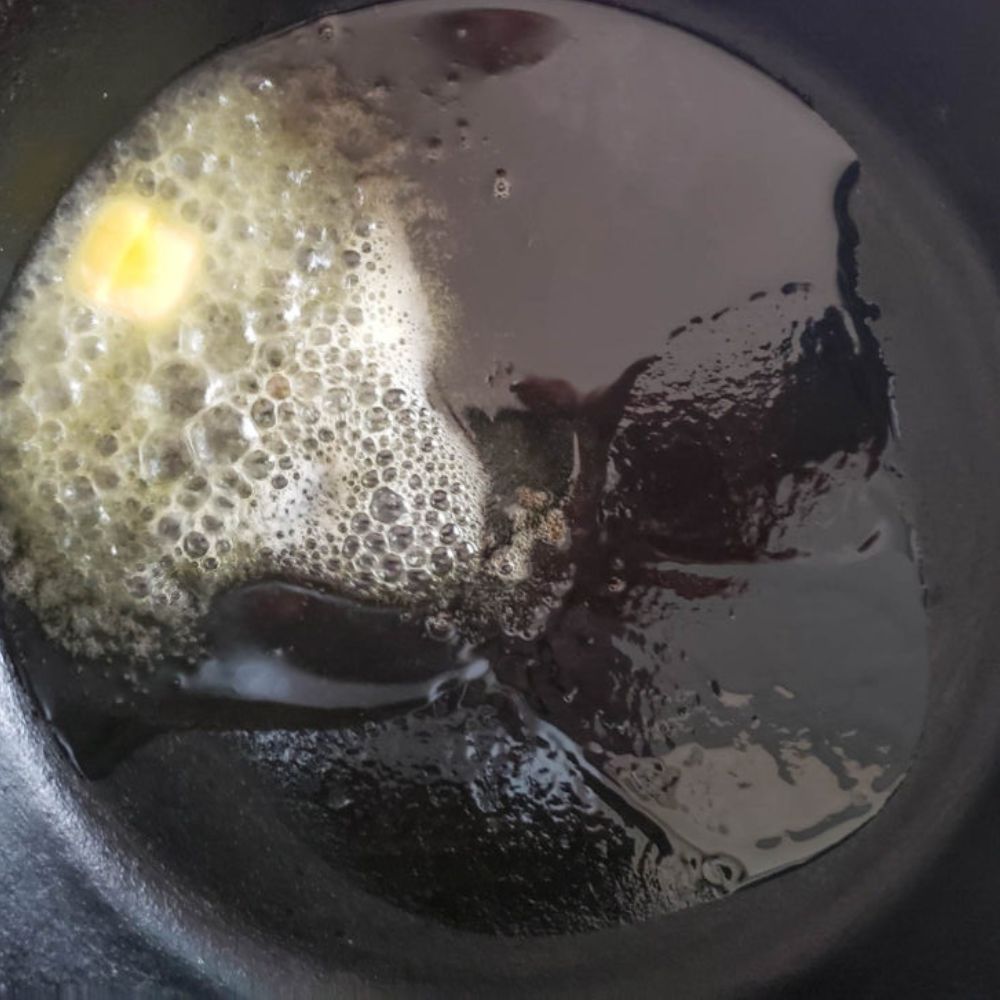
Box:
[0,38,488,656]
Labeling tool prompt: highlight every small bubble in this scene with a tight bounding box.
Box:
[134,168,156,197]
[243,73,275,94]
[297,367,322,398]
[202,514,225,533]
[243,449,273,480]
[493,168,511,199]
[64,475,95,505]
[128,123,159,161]
[366,407,389,432]
[251,397,276,428]
[388,523,413,551]
[371,486,405,524]
[33,371,71,412]
[93,466,119,491]
[231,216,253,241]
[171,147,204,180]
[37,419,61,447]
[150,360,207,418]
[328,386,352,412]
[383,388,406,410]
[203,302,251,371]
[381,553,404,582]
[178,477,209,511]
[183,531,210,558]
[201,207,220,234]
[364,531,386,554]
[191,404,249,464]
[0,357,23,398]
[262,341,289,371]
[701,854,746,890]
[266,374,291,399]
[158,177,180,201]
[238,374,260,396]
[158,516,182,541]
[430,547,454,576]
[141,432,193,483]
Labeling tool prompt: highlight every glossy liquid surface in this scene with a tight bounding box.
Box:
[0,0,927,933]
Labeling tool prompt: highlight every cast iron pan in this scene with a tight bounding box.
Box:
[1,0,1000,996]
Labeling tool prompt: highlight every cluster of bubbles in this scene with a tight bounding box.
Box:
[0,33,488,657]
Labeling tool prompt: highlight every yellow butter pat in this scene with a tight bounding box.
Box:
[70,197,200,324]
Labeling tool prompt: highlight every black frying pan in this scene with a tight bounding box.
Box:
[1,0,1000,996]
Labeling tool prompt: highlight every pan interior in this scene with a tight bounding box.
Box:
[1,0,996,994]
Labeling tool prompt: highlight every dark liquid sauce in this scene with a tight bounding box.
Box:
[0,0,927,932]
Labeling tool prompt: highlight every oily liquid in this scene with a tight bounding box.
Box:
[0,1,927,933]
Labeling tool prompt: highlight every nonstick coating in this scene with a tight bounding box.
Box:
[2,1,1000,996]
